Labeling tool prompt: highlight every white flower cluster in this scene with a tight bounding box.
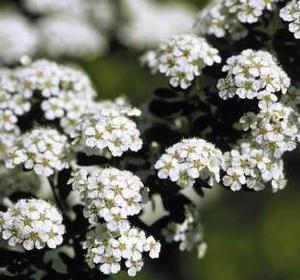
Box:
[143,34,221,89]
[84,224,160,277]
[222,141,287,192]
[224,0,280,24]
[70,167,148,231]
[37,15,106,58]
[217,49,290,108]
[5,128,70,176]
[280,0,300,39]
[119,0,195,49]
[162,205,207,259]
[0,69,30,133]
[155,138,223,188]
[72,107,142,157]
[195,0,246,39]
[195,0,280,38]
[0,12,38,64]
[239,103,300,158]
[0,199,65,250]
[14,59,96,134]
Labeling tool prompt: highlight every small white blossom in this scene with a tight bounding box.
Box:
[5,128,70,176]
[84,224,160,277]
[142,34,221,89]
[155,138,223,188]
[239,103,300,158]
[72,107,142,157]
[162,205,206,258]
[217,49,290,107]
[70,167,148,232]
[222,141,287,192]
[280,0,300,39]
[0,199,65,250]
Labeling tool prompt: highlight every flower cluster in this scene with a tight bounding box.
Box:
[72,107,142,157]
[14,59,96,134]
[37,15,106,58]
[222,141,287,192]
[162,205,207,259]
[239,102,300,158]
[0,69,30,133]
[0,199,65,250]
[195,0,246,39]
[217,49,290,108]
[142,34,221,89]
[224,0,279,24]
[84,224,160,277]
[70,167,148,232]
[155,138,223,188]
[5,128,70,176]
[119,0,195,49]
[280,0,300,39]
[0,12,38,64]
[195,0,280,39]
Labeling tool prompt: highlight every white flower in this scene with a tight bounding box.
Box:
[194,0,247,39]
[84,224,160,276]
[142,34,221,89]
[0,199,65,250]
[280,0,300,39]
[222,141,288,192]
[217,49,290,105]
[72,107,142,157]
[70,167,148,232]
[155,138,223,188]
[5,128,70,176]
[239,103,300,158]
[162,205,206,258]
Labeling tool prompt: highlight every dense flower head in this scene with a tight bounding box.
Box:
[195,0,280,39]
[217,49,290,107]
[239,102,300,158]
[0,199,65,250]
[13,59,96,133]
[70,167,148,232]
[83,224,160,277]
[280,0,300,39]
[119,0,195,49]
[162,205,207,259]
[222,141,287,192]
[224,0,280,24]
[37,15,106,58]
[142,34,221,89]
[194,0,247,39]
[0,12,38,64]
[0,131,18,161]
[5,128,70,176]
[0,69,30,133]
[72,107,142,157]
[155,138,223,188]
